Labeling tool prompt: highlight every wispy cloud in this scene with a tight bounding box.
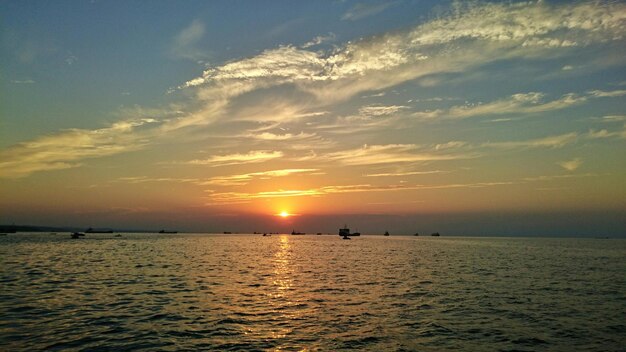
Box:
[170,19,209,62]
[483,133,578,149]
[0,118,158,178]
[4,1,626,179]
[358,105,409,117]
[187,150,283,166]
[412,92,587,120]
[558,158,583,172]
[365,170,447,177]
[116,168,320,187]
[587,89,626,98]
[342,2,396,21]
[10,79,35,84]
[408,89,626,122]
[324,144,471,166]
[207,180,515,203]
[201,168,319,186]
[301,33,336,48]
[245,132,316,141]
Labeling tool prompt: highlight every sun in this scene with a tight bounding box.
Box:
[279,211,290,218]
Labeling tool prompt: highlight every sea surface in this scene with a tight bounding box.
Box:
[1,233,624,351]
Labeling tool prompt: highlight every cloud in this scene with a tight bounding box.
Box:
[181,1,626,95]
[207,180,515,203]
[587,89,626,98]
[411,89,626,121]
[342,2,396,21]
[483,133,578,149]
[171,19,208,62]
[245,132,316,141]
[0,118,158,178]
[5,1,626,179]
[558,158,583,172]
[201,168,319,186]
[597,115,626,122]
[358,105,409,117]
[586,125,626,140]
[116,169,320,187]
[187,150,283,166]
[324,144,471,166]
[10,79,35,84]
[365,170,447,177]
[523,173,597,182]
[439,92,586,120]
[301,33,336,48]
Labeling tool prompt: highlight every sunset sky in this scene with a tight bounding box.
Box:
[1,1,625,235]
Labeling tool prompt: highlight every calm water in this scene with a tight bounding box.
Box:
[1,233,624,351]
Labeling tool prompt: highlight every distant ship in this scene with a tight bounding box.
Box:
[158,230,178,234]
[431,232,440,236]
[413,232,419,236]
[339,226,360,238]
[291,230,305,235]
[71,232,85,239]
[85,227,113,233]
[384,231,390,236]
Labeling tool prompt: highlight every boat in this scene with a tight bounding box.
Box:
[342,235,351,240]
[85,227,113,233]
[291,230,305,235]
[431,232,440,236]
[70,232,85,239]
[262,233,271,236]
[384,231,390,236]
[158,230,178,234]
[338,226,360,237]
[223,231,232,234]
[413,232,419,236]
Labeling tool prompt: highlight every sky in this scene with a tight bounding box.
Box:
[1,0,625,236]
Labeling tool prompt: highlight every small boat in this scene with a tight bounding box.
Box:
[317,232,322,235]
[70,232,85,239]
[262,233,271,237]
[223,231,232,234]
[431,232,440,236]
[384,231,390,236]
[413,232,419,236]
[338,226,360,237]
[291,230,305,235]
[158,230,178,234]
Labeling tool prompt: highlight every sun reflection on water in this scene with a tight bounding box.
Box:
[271,235,294,297]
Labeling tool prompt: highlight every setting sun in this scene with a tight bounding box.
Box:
[279,211,290,218]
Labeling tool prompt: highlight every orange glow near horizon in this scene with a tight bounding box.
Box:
[279,211,290,218]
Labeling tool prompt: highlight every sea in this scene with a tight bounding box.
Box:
[1,233,624,351]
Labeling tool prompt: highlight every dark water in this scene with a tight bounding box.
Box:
[1,234,625,351]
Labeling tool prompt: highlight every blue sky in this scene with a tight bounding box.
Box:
[1,1,625,235]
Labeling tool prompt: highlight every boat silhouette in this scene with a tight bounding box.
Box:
[384,231,390,236]
[70,232,85,239]
[339,225,360,237]
[158,230,178,234]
